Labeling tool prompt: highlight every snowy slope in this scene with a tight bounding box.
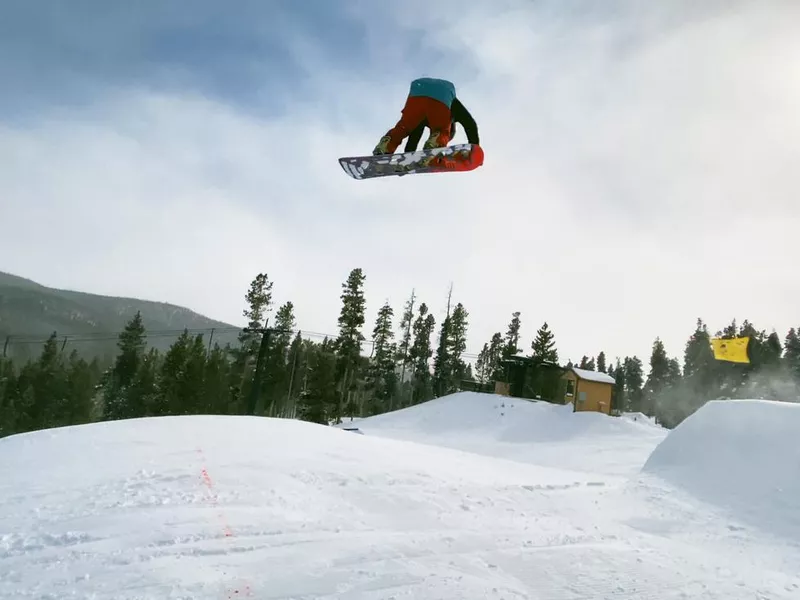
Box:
[356,392,667,476]
[1,398,799,599]
[643,399,800,542]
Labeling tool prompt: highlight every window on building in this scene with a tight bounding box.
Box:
[565,379,575,396]
[578,391,587,403]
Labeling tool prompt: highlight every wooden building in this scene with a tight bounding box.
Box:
[561,367,615,414]
[495,355,562,399]
[490,358,616,416]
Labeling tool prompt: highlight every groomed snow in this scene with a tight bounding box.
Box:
[1,393,799,599]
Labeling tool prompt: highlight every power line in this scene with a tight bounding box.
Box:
[2,326,481,360]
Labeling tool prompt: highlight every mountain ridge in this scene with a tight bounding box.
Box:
[0,270,241,361]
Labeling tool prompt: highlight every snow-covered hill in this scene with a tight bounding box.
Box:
[1,393,798,599]
[353,392,667,476]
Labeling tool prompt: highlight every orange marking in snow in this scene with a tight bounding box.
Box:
[196,448,251,595]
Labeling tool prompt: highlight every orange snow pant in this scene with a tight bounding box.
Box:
[384,95,452,153]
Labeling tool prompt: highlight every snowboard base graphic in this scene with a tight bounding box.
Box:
[338,143,484,180]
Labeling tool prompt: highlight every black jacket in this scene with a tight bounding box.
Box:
[403,97,479,152]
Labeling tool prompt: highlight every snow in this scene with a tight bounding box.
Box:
[354,392,666,476]
[643,398,800,541]
[1,393,799,599]
[620,411,659,426]
[569,367,616,385]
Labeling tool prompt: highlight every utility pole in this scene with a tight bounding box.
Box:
[245,327,293,417]
[206,328,215,359]
[246,327,272,416]
[285,331,301,418]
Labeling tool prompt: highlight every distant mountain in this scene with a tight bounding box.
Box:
[0,271,242,363]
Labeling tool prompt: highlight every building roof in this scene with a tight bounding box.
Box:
[500,355,560,368]
[569,367,616,385]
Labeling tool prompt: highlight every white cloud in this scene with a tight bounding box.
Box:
[1,1,799,369]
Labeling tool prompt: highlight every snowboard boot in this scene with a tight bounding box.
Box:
[372,135,392,156]
[423,130,448,150]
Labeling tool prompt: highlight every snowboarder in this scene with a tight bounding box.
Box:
[373,77,480,156]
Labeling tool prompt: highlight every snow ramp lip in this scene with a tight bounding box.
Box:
[641,399,800,542]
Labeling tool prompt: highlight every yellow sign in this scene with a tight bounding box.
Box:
[711,336,750,364]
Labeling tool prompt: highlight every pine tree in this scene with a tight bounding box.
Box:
[527,323,559,399]
[477,332,504,383]
[447,303,469,388]
[154,330,191,416]
[729,320,765,394]
[239,273,274,351]
[644,338,670,415]
[263,301,297,416]
[32,333,69,430]
[720,319,738,339]
[274,300,297,335]
[432,286,455,397]
[367,302,397,414]
[152,332,207,417]
[623,356,644,412]
[612,359,627,412]
[13,363,37,433]
[683,318,719,399]
[666,358,682,386]
[334,268,367,421]
[502,311,522,360]
[64,350,98,426]
[127,347,159,417]
[396,290,416,396]
[645,338,669,393]
[740,329,791,401]
[733,322,788,400]
[476,344,489,383]
[763,331,782,370]
[230,274,275,411]
[283,332,304,417]
[183,334,208,412]
[739,320,763,361]
[650,354,685,428]
[297,338,338,424]
[597,351,607,373]
[0,357,16,437]
[784,328,800,378]
[409,303,435,404]
[204,344,233,414]
[103,312,147,420]
[531,322,558,362]
[432,313,452,397]
[114,312,146,387]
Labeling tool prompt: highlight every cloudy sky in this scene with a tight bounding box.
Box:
[1,0,798,367]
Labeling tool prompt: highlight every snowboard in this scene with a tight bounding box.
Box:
[338,143,484,180]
